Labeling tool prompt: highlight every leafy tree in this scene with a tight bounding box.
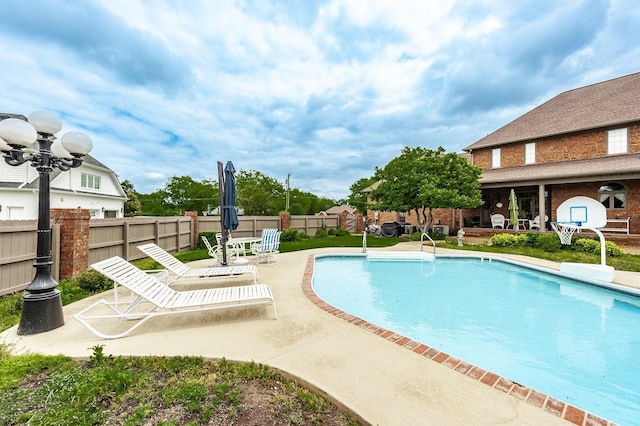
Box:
[347,176,377,214]
[162,176,217,215]
[138,176,217,216]
[288,203,305,215]
[236,170,286,215]
[139,189,171,216]
[120,180,141,217]
[370,146,483,232]
[288,188,336,214]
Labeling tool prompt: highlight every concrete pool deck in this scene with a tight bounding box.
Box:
[2,241,637,425]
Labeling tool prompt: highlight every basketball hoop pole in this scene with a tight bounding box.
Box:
[592,228,607,266]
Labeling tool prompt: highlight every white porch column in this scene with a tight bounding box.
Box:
[538,184,546,230]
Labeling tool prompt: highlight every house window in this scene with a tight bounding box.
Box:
[492,148,501,168]
[525,143,535,164]
[81,173,101,190]
[598,183,626,209]
[607,128,627,154]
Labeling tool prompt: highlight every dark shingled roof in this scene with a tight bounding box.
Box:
[480,153,640,187]
[465,72,640,151]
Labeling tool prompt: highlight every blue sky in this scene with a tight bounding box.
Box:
[1,0,639,199]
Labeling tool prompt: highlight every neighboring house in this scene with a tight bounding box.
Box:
[317,204,358,216]
[204,206,244,216]
[0,150,126,220]
[462,71,640,233]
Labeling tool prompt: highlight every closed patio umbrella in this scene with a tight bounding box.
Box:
[509,189,519,233]
[217,160,239,266]
[223,161,239,232]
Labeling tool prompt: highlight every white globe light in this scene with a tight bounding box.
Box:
[51,139,73,159]
[28,111,62,134]
[0,136,12,152]
[61,131,92,155]
[0,118,38,147]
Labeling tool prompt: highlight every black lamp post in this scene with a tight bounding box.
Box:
[0,111,92,335]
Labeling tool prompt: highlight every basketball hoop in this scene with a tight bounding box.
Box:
[550,222,580,245]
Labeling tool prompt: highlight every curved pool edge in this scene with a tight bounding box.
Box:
[304,252,619,426]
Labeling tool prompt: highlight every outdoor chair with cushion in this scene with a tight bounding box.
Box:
[74,256,276,339]
[137,243,257,285]
[491,213,506,229]
[529,215,549,230]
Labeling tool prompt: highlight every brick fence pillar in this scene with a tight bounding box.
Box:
[185,211,198,248]
[338,211,347,229]
[356,213,363,233]
[51,208,90,280]
[279,211,290,230]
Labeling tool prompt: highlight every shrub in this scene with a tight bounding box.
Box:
[196,232,217,250]
[606,241,624,257]
[410,231,423,241]
[516,234,529,247]
[429,231,447,240]
[73,270,111,294]
[534,233,562,252]
[574,238,600,254]
[314,227,329,239]
[521,233,540,248]
[328,228,350,236]
[281,228,301,242]
[574,238,624,257]
[490,233,518,247]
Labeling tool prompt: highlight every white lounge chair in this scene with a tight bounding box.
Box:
[137,243,257,285]
[491,214,506,229]
[251,229,282,265]
[74,256,276,339]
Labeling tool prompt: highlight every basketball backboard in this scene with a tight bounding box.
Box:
[556,196,607,229]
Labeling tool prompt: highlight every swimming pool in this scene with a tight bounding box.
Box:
[312,253,640,426]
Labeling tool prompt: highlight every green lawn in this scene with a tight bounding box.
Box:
[1,233,639,425]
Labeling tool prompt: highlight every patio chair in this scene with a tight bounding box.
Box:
[74,256,276,339]
[137,243,257,285]
[201,234,241,262]
[491,213,506,229]
[251,229,282,265]
[529,215,549,230]
[201,235,222,261]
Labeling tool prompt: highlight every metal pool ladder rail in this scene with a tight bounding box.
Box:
[421,232,436,254]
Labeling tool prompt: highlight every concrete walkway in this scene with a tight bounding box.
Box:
[3,242,637,425]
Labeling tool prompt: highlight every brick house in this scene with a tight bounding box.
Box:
[365,72,640,237]
[462,71,640,235]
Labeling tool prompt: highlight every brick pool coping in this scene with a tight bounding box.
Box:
[301,255,615,426]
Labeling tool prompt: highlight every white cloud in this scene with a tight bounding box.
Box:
[1,0,639,199]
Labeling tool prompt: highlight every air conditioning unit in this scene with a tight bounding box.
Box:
[433,225,449,235]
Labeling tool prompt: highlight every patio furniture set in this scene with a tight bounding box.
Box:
[74,229,282,339]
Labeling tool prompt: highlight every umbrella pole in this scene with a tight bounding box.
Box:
[217,161,227,266]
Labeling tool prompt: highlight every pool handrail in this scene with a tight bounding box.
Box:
[420,232,436,254]
[362,230,367,253]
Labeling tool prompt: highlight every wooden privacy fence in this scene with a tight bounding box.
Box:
[0,211,346,296]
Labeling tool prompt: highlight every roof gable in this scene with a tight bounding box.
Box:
[465,72,640,151]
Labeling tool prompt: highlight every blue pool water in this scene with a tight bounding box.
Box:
[312,254,640,425]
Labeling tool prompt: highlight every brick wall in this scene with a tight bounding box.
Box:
[51,208,90,279]
[473,124,640,168]
[468,123,640,234]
